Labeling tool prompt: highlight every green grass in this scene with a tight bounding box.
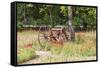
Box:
[17,30,96,63]
[17,47,36,63]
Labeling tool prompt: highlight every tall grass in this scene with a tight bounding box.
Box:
[17,30,96,63]
[40,31,96,63]
[50,31,96,57]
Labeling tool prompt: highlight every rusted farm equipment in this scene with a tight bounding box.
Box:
[38,25,75,48]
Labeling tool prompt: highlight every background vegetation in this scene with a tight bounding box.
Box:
[17,3,96,31]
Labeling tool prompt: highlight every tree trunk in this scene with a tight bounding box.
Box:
[67,6,75,41]
[23,4,26,24]
[48,7,53,27]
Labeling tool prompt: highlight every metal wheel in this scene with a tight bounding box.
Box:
[38,25,51,50]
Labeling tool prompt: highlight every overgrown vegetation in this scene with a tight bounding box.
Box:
[51,31,96,57]
[17,47,36,63]
[17,31,96,64]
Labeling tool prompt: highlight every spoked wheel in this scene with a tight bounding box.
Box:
[38,26,51,50]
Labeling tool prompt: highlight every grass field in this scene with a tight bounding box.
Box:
[17,30,96,64]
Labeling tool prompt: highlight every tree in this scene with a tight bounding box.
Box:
[17,3,96,31]
[67,6,75,41]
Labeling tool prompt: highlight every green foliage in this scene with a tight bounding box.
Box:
[17,22,23,30]
[17,3,96,30]
[60,6,68,16]
[73,7,96,30]
[73,16,82,27]
[17,48,36,63]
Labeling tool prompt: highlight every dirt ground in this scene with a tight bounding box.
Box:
[21,51,96,65]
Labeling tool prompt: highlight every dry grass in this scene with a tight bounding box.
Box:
[17,30,96,64]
